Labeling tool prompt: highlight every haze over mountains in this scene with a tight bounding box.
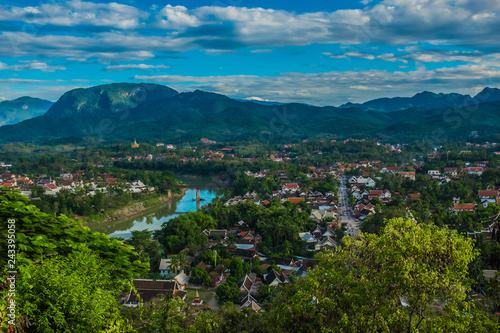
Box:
[0,97,53,126]
[1,83,500,145]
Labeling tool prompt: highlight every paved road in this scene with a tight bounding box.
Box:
[338,176,360,237]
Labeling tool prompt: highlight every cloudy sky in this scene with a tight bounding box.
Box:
[0,0,499,105]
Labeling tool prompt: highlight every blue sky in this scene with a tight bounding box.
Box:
[0,0,499,105]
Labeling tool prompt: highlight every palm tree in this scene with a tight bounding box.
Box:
[169,255,179,275]
[177,252,188,273]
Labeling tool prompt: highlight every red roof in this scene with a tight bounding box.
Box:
[454,203,475,210]
[288,197,305,204]
[478,190,498,197]
[409,193,421,201]
[285,183,299,189]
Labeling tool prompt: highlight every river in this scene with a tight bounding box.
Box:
[89,189,218,239]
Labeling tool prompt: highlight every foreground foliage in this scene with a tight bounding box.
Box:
[0,188,148,332]
[266,218,499,332]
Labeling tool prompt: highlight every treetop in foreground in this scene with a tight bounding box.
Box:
[267,218,499,332]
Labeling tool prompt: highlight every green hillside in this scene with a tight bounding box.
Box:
[1,83,500,144]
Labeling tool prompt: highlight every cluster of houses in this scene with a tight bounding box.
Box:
[348,175,376,187]
[352,203,377,220]
[110,146,240,166]
[200,137,216,144]
[0,170,153,197]
[131,223,319,311]
[299,225,337,251]
[478,190,500,208]
[155,142,176,149]
[224,192,261,206]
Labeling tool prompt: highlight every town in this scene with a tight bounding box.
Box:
[1,138,500,323]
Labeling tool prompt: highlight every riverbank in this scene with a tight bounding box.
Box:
[81,189,186,226]
[88,188,218,238]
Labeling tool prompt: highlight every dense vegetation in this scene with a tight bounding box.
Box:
[0,188,148,332]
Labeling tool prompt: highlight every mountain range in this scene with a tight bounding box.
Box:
[340,88,500,112]
[0,97,53,126]
[0,83,499,144]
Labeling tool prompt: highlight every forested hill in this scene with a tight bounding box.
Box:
[339,87,500,112]
[0,96,53,126]
[1,83,500,144]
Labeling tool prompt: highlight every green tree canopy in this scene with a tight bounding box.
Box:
[154,210,214,254]
[267,218,499,332]
[0,188,148,331]
[20,248,134,332]
[216,278,240,304]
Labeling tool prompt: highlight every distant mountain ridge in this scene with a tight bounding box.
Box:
[340,88,500,112]
[1,83,500,144]
[0,96,53,126]
[45,83,178,118]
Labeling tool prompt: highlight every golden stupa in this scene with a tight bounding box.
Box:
[131,139,139,148]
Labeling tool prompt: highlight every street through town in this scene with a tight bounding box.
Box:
[339,175,360,237]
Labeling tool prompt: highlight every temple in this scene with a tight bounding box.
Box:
[131,139,139,148]
[191,289,203,306]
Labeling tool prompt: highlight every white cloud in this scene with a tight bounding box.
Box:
[134,65,500,105]
[0,0,498,60]
[246,96,270,101]
[0,0,499,105]
[250,49,273,53]
[3,60,66,72]
[323,50,407,63]
[346,52,375,60]
[0,0,147,29]
[156,5,201,30]
[404,50,485,63]
[104,64,169,71]
[349,85,381,90]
